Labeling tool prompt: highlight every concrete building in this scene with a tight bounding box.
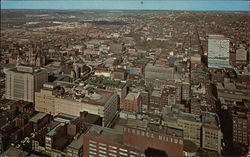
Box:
[182,83,190,102]
[145,63,174,85]
[72,62,90,80]
[208,35,231,69]
[150,90,161,106]
[236,44,248,65]
[35,84,119,127]
[5,65,48,103]
[87,76,127,106]
[162,106,202,147]
[202,124,223,154]
[191,54,202,65]
[121,92,141,113]
[35,84,56,115]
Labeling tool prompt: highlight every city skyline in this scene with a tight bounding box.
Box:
[0,4,249,157]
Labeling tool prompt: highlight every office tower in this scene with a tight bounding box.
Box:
[208,35,231,68]
[5,65,48,103]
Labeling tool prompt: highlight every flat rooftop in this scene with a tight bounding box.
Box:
[85,125,123,144]
[29,112,48,123]
[64,89,114,106]
[125,92,140,100]
[68,133,84,149]
[47,122,65,137]
[9,65,45,74]
[208,34,229,40]
[87,76,126,89]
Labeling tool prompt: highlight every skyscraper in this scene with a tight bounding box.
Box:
[5,65,48,103]
[208,35,231,68]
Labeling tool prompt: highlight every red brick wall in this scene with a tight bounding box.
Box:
[123,127,184,157]
[83,135,143,157]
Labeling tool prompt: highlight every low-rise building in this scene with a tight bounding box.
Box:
[121,92,141,113]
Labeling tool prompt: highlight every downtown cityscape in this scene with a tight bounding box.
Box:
[0,1,250,157]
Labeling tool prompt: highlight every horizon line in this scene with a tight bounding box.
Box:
[1,8,250,12]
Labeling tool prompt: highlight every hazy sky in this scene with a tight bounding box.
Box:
[1,0,249,11]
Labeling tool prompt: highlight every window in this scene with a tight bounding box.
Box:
[109,153,117,157]
[130,151,138,155]
[89,144,97,148]
[99,146,107,150]
[99,150,107,154]
[90,147,96,151]
[90,151,97,155]
[109,149,117,153]
[119,148,128,152]
[90,140,97,144]
[109,145,117,149]
[99,143,107,147]
[119,152,128,156]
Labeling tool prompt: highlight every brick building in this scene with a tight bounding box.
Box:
[232,111,249,146]
[121,92,141,113]
[83,125,144,157]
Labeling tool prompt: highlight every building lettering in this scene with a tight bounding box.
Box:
[124,127,183,145]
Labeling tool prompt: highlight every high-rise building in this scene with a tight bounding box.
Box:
[232,111,249,146]
[5,65,48,103]
[208,35,231,68]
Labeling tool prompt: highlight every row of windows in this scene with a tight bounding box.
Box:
[88,141,140,156]
[89,152,141,157]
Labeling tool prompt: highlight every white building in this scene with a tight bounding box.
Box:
[5,65,48,103]
[208,35,231,68]
[236,44,248,64]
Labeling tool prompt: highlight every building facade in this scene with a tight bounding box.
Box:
[202,124,223,154]
[232,111,249,146]
[5,65,48,103]
[121,92,141,113]
[208,35,231,69]
[35,86,118,127]
[83,125,145,157]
